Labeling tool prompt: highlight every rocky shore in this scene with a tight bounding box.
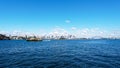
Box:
[0,34,41,40]
[0,34,10,40]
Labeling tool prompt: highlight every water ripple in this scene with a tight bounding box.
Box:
[0,40,120,68]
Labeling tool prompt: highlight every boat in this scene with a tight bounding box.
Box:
[26,37,42,41]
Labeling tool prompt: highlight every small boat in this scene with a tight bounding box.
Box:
[26,38,42,41]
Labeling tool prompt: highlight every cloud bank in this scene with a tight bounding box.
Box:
[0,28,120,39]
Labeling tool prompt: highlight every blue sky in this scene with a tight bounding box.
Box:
[0,0,120,33]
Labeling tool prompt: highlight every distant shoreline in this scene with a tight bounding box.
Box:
[0,34,120,40]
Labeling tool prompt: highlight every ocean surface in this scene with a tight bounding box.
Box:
[0,39,120,68]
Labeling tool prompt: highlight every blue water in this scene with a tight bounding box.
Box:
[0,40,120,68]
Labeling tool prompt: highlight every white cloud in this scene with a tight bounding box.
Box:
[65,20,71,23]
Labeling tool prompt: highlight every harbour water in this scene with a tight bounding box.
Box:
[0,40,120,68]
